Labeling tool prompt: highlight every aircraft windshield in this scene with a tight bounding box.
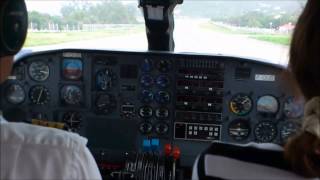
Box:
[24,0,306,65]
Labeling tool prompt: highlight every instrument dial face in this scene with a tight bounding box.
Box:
[95,94,117,114]
[62,112,83,132]
[61,85,83,105]
[257,95,279,115]
[140,89,154,103]
[96,68,115,91]
[29,61,50,82]
[139,106,153,118]
[156,75,170,88]
[29,85,50,105]
[229,94,253,116]
[157,60,172,72]
[254,121,277,143]
[155,122,169,135]
[280,121,299,143]
[140,74,154,88]
[228,119,251,141]
[155,91,171,104]
[6,84,25,104]
[155,107,169,119]
[62,59,83,80]
[284,96,304,119]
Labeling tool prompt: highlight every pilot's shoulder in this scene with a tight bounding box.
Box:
[1,122,88,150]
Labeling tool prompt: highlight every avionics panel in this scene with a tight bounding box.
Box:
[0,49,304,179]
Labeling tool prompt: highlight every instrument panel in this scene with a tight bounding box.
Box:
[0,49,304,178]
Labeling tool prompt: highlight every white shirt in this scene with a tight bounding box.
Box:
[0,114,102,180]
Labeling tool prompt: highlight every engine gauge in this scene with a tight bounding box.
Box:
[284,96,304,119]
[62,59,83,80]
[280,121,299,143]
[228,119,251,141]
[29,61,50,82]
[254,121,277,143]
[257,95,279,115]
[61,85,83,105]
[95,94,117,114]
[140,74,154,88]
[157,60,172,72]
[6,84,25,104]
[29,85,50,105]
[140,89,153,103]
[229,93,253,116]
[155,91,171,104]
[62,112,83,132]
[156,75,170,88]
[96,68,116,91]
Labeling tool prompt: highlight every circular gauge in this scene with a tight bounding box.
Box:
[156,75,170,88]
[62,112,83,132]
[254,121,277,143]
[61,85,83,105]
[155,123,169,135]
[229,93,253,116]
[284,96,304,119]
[6,84,25,104]
[157,60,172,72]
[29,85,50,105]
[62,59,83,80]
[280,121,299,143]
[95,94,117,114]
[228,119,251,141]
[155,107,169,119]
[96,68,116,91]
[155,91,171,104]
[140,89,153,103]
[139,106,153,118]
[29,61,50,82]
[257,95,279,115]
[141,59,153,72]
[139,122,153,134]
[140,74,154,88]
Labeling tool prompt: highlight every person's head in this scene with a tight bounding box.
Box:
[285,0,320,177]
[0,0,28,84]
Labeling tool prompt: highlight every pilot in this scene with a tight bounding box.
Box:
[192,0,320,179]
[0,1,102,180]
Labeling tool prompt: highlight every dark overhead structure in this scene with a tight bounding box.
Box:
[139,0,183,52]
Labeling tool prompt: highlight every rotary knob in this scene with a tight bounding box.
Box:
[139,106,153,118]
[139,122,153,134]
[155,123,169,135]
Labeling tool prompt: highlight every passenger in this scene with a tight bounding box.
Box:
[192,0,320,179]
[0,1,102,180]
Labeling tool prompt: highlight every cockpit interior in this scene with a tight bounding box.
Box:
[0,0,308,179]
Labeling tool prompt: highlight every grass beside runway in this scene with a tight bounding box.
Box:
[249,35,290,45]
[201,22,291,45]
[24,25,145,47]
